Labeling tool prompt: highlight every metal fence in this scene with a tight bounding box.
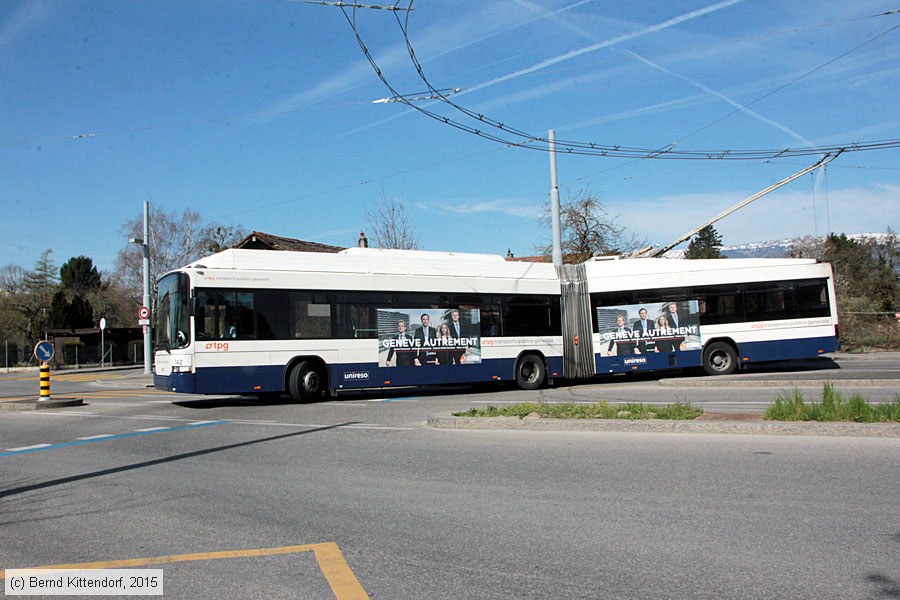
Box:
[3,339,145,371]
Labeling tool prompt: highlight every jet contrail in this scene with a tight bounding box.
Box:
[428,0,595,62]
[622,48,817,148]
[461,0,746,97]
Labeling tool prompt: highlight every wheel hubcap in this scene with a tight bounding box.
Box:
[522,364,535,382]
[303,372,320,393]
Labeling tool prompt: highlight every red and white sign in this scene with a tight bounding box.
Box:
[139,305,150,320]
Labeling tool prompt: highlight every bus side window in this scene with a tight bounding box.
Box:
[196,291,226,340]
[502,295,558,336]
[744,281,797,321]
[292,293,333,339]
[231,292,254,339]
[797,279,829,317]
[254,291,291,340]
[693,285,742,325]
[347,305,377,339]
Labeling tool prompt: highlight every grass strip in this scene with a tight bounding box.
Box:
[765,382,900,423]
[454,401,703,420]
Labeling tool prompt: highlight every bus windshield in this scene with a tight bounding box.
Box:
[155,272,190,350]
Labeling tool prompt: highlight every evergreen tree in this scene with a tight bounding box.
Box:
[60,256,101,296]
[65,295,94,328]
[685,226,725,259]
[16,250,59,344]
[48,290,95,329]
[48,290,69,329]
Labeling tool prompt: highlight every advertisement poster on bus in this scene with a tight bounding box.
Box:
[377,308,482,367]
[597,300,701,357]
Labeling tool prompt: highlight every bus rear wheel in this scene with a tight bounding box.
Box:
[288,361,326,402]
[703,342,738,376]
[515,354,546,390]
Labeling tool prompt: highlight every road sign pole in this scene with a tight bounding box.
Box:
[34,341,54,401]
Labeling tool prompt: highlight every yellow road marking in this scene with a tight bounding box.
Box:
[1,542,368,599]
[0,373,131,383]
[0,390,174,403]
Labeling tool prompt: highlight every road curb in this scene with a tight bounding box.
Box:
[427,412,900,437]
[659,378,900,388]
[0,398,85,411]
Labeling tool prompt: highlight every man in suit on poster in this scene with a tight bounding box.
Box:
[608,314,636,355]
[447,309,468,339]
[446,309,475,363]
[666,302,681,329]
[632,307,653,353]
[665,302,685,351]
[414,313,438,366]
[386,319,415,367]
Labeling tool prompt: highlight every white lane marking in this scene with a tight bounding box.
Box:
[225,419,414,431]
[134,427,171,432]
[76,434,116,440]
[28,411,413,431]
[6,444,52,452]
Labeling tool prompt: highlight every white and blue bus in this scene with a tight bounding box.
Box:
[153,248,839,400]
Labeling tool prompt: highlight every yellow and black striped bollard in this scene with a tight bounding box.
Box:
[39,362,51,401]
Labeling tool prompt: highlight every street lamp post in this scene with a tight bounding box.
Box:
[129,201,152,375]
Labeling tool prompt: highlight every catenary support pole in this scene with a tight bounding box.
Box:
[143,200,152,375]
[549,130,562,267]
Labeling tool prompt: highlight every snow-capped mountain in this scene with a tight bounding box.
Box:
[662,233,893,259]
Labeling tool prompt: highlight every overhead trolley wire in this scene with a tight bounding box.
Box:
[332,2,900,160]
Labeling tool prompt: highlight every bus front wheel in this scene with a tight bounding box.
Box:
[515,354,546,390]
[703,342,738,376]
[288,361,326,402]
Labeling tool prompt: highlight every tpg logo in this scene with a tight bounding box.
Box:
[204,342,230,351]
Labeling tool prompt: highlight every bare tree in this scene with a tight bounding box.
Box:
[365,192,421,250]
[537,189,644,263]
[87,272,138,328]
[0,264,25,293]
[115,208,243,309]
[200,224,245,254]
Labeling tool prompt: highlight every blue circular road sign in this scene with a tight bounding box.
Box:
[34,340,54,362]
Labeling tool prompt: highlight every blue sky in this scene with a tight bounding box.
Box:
[2,0,899,273]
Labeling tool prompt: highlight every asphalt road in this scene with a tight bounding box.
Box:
[1,354,898,599]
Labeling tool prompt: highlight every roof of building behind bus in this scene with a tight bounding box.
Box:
[233,231,345,253]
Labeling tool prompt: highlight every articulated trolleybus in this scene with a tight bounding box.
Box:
[154,247,839,400]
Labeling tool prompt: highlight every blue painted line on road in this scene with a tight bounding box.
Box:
[0,420,228,458]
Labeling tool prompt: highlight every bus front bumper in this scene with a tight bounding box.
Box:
[154,372,197,394]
